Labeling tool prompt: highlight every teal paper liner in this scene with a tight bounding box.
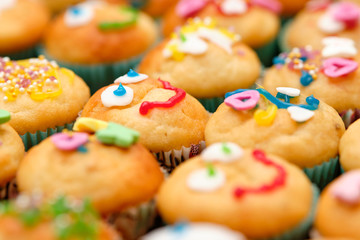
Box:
[106,199,156,240]
[20,123,74,151]
[1,45,38,60]
[255,37,279,67]
[197,97,225,113]
[303,157,340,190]
[278,20,292,53]
[259,185,319,240]
[37,47,142,94]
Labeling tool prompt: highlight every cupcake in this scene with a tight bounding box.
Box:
[157,142,318,240]
[0,109,24,200]
[16,120,164,239]
[0,0,50,59]
[278,0,309,16]
[141,222,247,240]
[0,194,120,240]
[42,0,158,93]
[162,0,281,65]
[339,118,360,171]
[264,40,360,127]
[0,56,90,150]
[314,170,360,239]
[205,87,345,188]
[81,70,209,171]
[282,1,360,52]
[138,18,261,112]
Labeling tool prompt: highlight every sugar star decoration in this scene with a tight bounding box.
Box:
[95,122,139,147]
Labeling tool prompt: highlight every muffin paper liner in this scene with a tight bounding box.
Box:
[259,185,319,240]
[255,37,279,67]
[197,97,225,113]
[303,157,340,190]
[105,199,156,240]
[20,123,74,151]
[153,141,206,173]
[0,179,18,200]
[37,47,142,94]
[339,108,360,129]
[2,45,38,60]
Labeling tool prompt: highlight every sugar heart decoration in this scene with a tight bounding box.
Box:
[51,132,89,151]
[176,0,207,18]
[0,109,11,124]
[250,0,281,13]
[331,170,360,205]
[323,58,358,78]
[287,106,314,122]
[96,122,139,147]
[224,90,260,111]
[332,2,360,29]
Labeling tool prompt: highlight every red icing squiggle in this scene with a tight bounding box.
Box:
[139,80,186,115]
[233,150,286,198]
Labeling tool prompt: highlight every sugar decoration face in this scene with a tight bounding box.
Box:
[224,88,318,125]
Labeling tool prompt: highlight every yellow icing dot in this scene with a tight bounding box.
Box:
[254,105,278,126]
[73,117,108,133]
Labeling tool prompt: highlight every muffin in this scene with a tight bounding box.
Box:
[42,0,158,93]
[0,0,50,59]
[17,120,164,239]
[81,70,209,171]
[283,1,360,52]
[264,40,360,127]
[157,142,318,240]
[0,109,24,200]
[0,56,90,149]
[0,194,120,240]
[138,18,261,112]
[162,0,281,65]
[205,87,345,188]
[127,0,177,17]
[314,170,360,239]
[141,222,247,240]
[339,118,360,171]
[279,0,309,16]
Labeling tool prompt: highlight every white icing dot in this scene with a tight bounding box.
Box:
[114,72,148,84]
[321,37,357,58]
[0,0,16,12]
[220,0,248,15]
[101,85,134,107]
[287,106,315,123]
[201,142,243,163]
[276,87,301,97]
[65,4,94,28]
[3,96,8,101]
[142,223,247,240]
[187,168,226,192]
[317,13,345,34]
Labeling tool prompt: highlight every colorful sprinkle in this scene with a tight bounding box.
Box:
[0,109,10,124]
[254,104,278,126]
[139,80,186,115]
[322,57,358,78]
[95,122,139,148]
[176,0,207,18]
[250,0,282,13]
[300,71,314,86]
[98,6,138,30]
[51,132,89,151]
[73,117,108,133]
[207,163,216,177]
[332,2,360,29]
[287,106,315,123]
[331,170,360,205]
[233,150,286,198]
[224,90,260,111]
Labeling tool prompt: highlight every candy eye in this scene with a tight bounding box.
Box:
[65,5,94,27]
[186,168,226,192]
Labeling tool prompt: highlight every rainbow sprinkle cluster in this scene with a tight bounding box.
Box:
[0,56,62,102]
[164,18,240,61]
[273,47,320,86]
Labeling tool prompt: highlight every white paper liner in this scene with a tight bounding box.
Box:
[105,199,156,240]
[153,141,206,172]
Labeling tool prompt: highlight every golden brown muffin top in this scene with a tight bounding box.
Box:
[0,110,24,186]
[205,87,345,168]
[0,195,120,240]
[17,123,164,214]
[162,0,280,47]
[0,56,90,135]
[340,118,360,171]
[315,170,360,239]
[0,0,50,54]
[82,72,209,152]
[157,143,313,239]
[44,1,157,64]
